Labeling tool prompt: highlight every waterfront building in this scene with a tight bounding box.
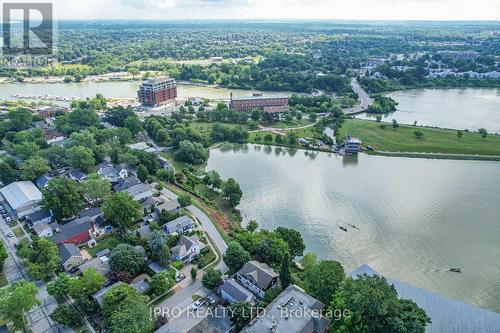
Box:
[138,77,177,107]
[229,93,289,113]
[344,136,362,154]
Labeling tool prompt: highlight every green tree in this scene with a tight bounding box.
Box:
[257,235,289,267]
[222,178,243,208]
[223,241,251,271]
[42,178,83,220]
[457,130,463,139]
[304,260,344,305]
[280,252,291,289]
[102,283,154,333]
[190,267,198,280]
[102,192,142,233]
[250,109,261,122]
[330,275,431,333]
[174,140,208,165]
[177,194,192,208]
[478,128,488,138]
[0,160,18,184]
[148,230,171,266]
[0,280,39,331]
[17,237,60,281]
[109,244,146,276]
[275,227,306,257]
[50,305,81,327]
[20,156,51,181]
[202,268,222,289]
[246,220,259,233]
[151,271,174,296]
[392,119,399,129]
[81,173,111,202]
[67,146,96,172]
[8,108,32,131]
[47,272,72,299]
[414,130,424,139]
[229,301,253,330]
[137,164,149,182]
[0,241,7,270]
[124,115,143,135]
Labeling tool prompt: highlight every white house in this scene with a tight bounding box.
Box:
[33,222,53,237]
[171,235,201,262]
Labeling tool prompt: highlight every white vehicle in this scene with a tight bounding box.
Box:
[191,298,205,309]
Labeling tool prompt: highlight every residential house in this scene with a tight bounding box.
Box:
[132,279,151,294]
[59,243,84,271]
[92,282,124,307]
[35,175,52,190]
[158,156,175,172]
[154,199,181,216]
[96,163,128,183]
[171,235,201,262]
[113,176,154,201]
[219,279,254,305]
[69,170,87,183]
[25,209,52,227]
[43,130,65,145]
[163,216,194,235]
[78,207,103,222]
[236,260,279,299]
[51,216,95,246]
[33,222,53,237]
[0,181,42,218]
[242,285,330,333]
[127,142,157,153]
[136,225,151,239]
[80,256,111,276]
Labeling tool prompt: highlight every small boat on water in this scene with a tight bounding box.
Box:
[450,268,461,273]
[347,223,360,230]
[339,226,348,232]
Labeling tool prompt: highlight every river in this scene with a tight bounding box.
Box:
[206,144,500,313]
[357,88,500,133]
[0,81,293,103]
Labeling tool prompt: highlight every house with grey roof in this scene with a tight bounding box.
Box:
[113,176,154,201]
[33,222,53,237]
[59,243,84,271]
[92,282,124,307]
[132,279,151,294]
[351,264,500,333]
[155,199,181,216]
[80,256,111,276]
[242,284,330,333]
[26,209,52,227]
[236,260,279,299]
[219,279,254,305]
[69,170,87,183]
[171,235,201,262]
[96,163,128,183]
[163,216,194,235]
[50,216,95,246]
[0,181,42,218]
[35,175,52,190]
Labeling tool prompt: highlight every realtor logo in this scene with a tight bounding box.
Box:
[2,2,54,55]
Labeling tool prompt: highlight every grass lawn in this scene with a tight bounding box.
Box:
[88,236,120,257]
[269,119,315,129]
[340,119,500,156]
[197,247,217,269]
[11,227,25,238]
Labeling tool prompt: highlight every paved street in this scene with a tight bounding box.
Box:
[344,78,373,115]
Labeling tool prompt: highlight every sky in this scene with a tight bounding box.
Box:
[6,0,500,21]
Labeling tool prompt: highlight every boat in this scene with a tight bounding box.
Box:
[347,223,360,230]
[450,268,461,273]
[339,226,348,232]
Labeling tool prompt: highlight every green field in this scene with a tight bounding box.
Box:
[88,236,120,257]
[340,119,500,156]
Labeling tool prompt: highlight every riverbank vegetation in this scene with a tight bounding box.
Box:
[341,119,500,156]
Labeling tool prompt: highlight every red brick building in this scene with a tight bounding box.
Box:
[229,94,289,113]
[51,216,95,246]
[138,77,177,107]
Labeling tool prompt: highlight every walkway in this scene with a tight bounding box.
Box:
[344,78,373,115]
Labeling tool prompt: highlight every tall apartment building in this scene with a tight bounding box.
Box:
[138,77,177,107]
[229,93,289,113]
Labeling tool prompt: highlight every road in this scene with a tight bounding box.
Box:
[344,78,373,115]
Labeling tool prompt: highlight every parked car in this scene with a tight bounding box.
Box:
[206,295,216,305]
[7,232,14,238]
[5,217,12,223]
[175,273,186,283]
[191,298,205,309]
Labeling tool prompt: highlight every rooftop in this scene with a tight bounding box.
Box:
[26,209,51,224]
[230,95,288,101]
[0,181,42,210]
[59,243,81,263]
[351,264,500,333]
[163,216,194,233]
[237,260,278,290]
[220,279,253,303]
[242,284,330,333]
[51,216,93,244]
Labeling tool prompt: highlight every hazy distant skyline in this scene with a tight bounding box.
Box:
[6,0,500,21]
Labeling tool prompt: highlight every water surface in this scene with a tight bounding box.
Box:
[207,144,500,313]
[357,88,500,133]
